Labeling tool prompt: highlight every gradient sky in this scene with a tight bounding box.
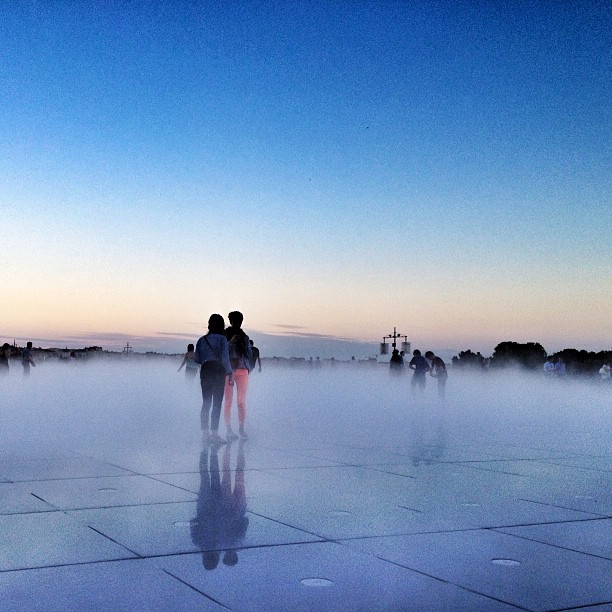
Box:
[1,1,610,357]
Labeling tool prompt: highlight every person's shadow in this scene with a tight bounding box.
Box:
[191,440,249,570]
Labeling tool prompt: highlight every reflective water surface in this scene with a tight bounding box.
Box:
[0,360,610,610]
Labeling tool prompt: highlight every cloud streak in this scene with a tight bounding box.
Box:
[5,328,378,359]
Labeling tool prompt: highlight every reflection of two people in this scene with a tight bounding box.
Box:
[191,440,248,570]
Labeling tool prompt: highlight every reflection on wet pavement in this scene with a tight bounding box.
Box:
[0,363,610,610]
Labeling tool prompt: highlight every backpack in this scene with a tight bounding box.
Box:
[228,333,247,370]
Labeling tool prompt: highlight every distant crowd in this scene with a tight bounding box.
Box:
[597,362,611,381]
[544,355,611,382]
[543,356,567,377]
[0,342,36,375]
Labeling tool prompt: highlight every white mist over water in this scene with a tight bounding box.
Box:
[1,359,609,463]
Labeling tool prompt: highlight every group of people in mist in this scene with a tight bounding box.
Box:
[389,348,448,399]
[544,355,611,382]
[543,355,568,377]
[177,311,262,447]
[0,341,36,375]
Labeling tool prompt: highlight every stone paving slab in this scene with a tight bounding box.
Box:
[0,456,132,482]
[68,502,324,557]
[343,528,612,611]
[0,558,224,611]
[156,542,524,611]
[0,482,56,515]
[0,365,610,610]
[498,518,612,560]
[0,512,136,571]
[25,474,197,510]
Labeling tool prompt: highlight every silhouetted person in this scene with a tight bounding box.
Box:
[249,340,261,373]
[543,356,555,376]
[178,343,198,381]
[389,349,403,375]
[21,342,36,376]
[0,343,11,375]
[224,311,252,441]
[409,349,430,392]
[425,351,447,399]
[555,357,567,377]
[195,314,234,446]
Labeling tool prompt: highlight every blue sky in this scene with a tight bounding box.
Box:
[1,1,610,357]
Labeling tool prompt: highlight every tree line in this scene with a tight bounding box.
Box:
[452,342,612,376]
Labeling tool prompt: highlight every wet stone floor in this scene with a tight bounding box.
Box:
[0,363,610,611]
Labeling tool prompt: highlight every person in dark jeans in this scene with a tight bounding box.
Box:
[195,314,234,446]
[389,349,404,375]
[409,349,430,392]
[21,341,36,376]
[425,350,448,400]
[0,343,11,375]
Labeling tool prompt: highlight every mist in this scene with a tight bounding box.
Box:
[1,359,609,464]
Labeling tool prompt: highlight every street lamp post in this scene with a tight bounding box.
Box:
[380,327,410,356]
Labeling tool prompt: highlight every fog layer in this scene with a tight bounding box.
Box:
[1,360,609,461]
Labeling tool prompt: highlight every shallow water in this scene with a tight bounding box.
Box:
[0,359,610,611]
[2,359,608,453]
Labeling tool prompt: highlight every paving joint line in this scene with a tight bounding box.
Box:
[354,553,532,611]
[162,570,231,610]
[545,601,612,611]
[489,528,612,561]
[87,526,142,557]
